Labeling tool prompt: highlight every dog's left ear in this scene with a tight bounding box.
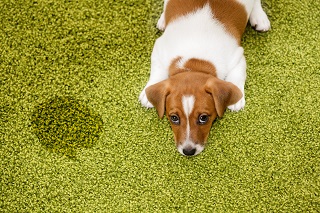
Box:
[146,80,170,118]
[205,77,242,117]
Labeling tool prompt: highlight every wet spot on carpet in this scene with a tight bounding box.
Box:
[31,96,103,158]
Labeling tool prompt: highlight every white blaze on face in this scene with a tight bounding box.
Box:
[177,95,205,156]
[182,95,195,140]
[177,95,198,155]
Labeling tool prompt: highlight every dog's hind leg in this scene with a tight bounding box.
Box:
[157,13,166,31]
[249,0,271,32]
[156,0,170,30]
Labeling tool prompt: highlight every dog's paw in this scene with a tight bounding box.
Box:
[156,13,166,31]
[139,88,154,108]
[250,10,271,32]
[228,97,245,112]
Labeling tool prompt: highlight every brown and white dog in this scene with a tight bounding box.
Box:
[139,0,270,156]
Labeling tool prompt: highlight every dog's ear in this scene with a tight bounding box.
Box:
[146,80,170,118]
[205,77,242,117]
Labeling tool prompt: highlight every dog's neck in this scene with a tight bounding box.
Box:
[169,57,217,77]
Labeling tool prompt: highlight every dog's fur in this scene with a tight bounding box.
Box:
[139,0,270,156]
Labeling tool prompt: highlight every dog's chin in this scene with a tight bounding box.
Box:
[177,144,204,156]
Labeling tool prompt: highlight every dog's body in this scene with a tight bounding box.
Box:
[139,0,270,156]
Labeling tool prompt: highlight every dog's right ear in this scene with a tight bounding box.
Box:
[145,80,170,118]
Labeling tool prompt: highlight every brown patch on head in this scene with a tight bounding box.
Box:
[164,0,248,43]
[169,57,217,77]
[184,58,217,76]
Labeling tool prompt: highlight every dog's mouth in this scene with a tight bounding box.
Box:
[177,142,204,156]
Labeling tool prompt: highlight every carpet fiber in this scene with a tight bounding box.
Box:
[1,0,319,211]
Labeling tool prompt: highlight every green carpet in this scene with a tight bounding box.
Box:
[1,0,319,211]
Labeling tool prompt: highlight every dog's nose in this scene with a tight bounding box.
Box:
[183,147,196,156]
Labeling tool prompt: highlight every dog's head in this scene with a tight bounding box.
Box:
[146,72,242,156]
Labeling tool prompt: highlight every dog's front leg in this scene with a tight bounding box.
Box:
[225,48,247,111]
[139,40,168,108]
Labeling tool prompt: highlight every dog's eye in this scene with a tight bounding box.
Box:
[170,114,180,125]
[198,114,209,125]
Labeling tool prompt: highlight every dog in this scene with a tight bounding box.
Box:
[139,0,270,156]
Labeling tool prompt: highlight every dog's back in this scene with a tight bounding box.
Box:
[164,0,254,42]
[157,0,251,80]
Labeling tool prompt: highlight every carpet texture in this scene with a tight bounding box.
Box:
[1,0,319,211]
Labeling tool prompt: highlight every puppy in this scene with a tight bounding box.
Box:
[139,0,270,156]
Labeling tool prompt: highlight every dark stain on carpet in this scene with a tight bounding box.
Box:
[31,96,103,158]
